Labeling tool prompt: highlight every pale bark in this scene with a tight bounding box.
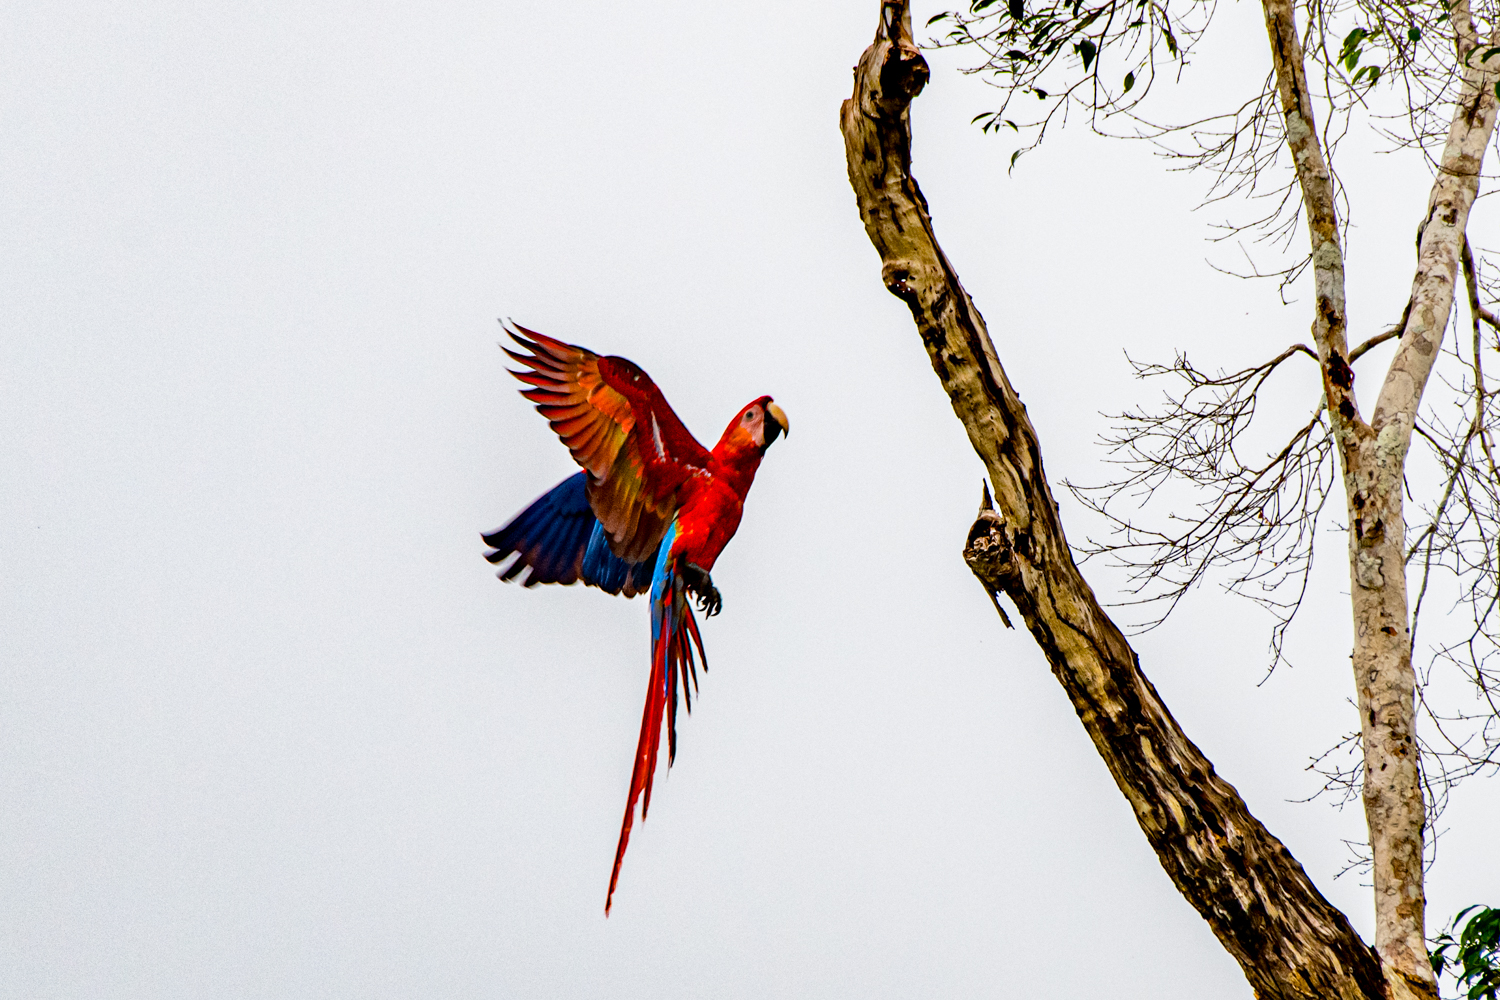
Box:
[842,3,1391,996]
[1261,0,1500,992]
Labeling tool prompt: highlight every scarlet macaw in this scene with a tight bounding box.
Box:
[482,322,788,914]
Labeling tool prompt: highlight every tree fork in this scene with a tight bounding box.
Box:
[1262,0,1500,989]
[841,2,1393,996]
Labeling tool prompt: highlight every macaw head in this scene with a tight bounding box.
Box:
[720,396,789,456]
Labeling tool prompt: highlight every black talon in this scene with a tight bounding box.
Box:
[680,562,722,618]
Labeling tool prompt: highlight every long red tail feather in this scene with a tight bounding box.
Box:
[604,581,705,915]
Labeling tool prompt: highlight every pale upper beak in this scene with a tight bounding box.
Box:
[765,401,789,446]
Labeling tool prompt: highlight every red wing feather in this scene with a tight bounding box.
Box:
[503,325,634,478]
[503,321,710,561]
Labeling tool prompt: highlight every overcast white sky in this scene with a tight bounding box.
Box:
[3,2,1497,998]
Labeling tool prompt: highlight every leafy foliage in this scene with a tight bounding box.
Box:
[928,0,1209,162]
[931,0,1471,221]
[1432,905,1500,1000]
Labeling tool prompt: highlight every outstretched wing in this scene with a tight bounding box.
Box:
[503,322,710,563]
[482,472,656,597]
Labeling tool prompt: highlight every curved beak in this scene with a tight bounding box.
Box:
[764,401,789,446]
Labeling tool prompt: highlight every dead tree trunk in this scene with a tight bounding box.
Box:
[840,2,1411,996]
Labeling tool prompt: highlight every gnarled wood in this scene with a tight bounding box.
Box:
[842,2,1391,996]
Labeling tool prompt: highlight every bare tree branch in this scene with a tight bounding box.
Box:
[1069,346,1336,669]
[1351,325,1402,363]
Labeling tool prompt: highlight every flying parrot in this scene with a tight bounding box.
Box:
[481,322,788,915]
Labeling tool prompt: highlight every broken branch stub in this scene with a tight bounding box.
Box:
[964,487,1017,628]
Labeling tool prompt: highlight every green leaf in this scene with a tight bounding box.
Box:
[1163,26,1178,57]
[1408,26,1421,42]
[1076,37,1097,70]
[1010,149,1021,167]
[1004,118,1019,130]
[1008,0,1025,20]
[1465,907,1500,947]
[1339,26,1369,70]
[1123,70,1135,92]
[926,12,950,25]
[1434,906,1500,1000]
[1033,87,1049,99]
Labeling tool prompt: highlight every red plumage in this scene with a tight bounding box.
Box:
[493,322,787,914]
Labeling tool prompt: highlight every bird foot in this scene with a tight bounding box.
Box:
[680,562,722,617]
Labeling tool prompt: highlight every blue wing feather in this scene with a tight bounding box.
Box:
[484,472,657,597]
